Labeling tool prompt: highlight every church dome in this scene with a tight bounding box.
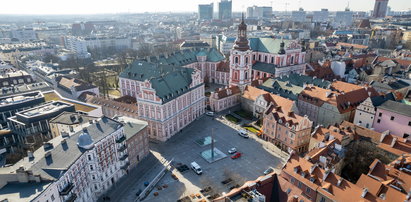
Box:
[77,129,94,150]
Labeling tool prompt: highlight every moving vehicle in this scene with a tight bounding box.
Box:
[206,112,215,116]
[228,147,237,154]
[238,129,249,138]
[231,152,242,159]
[190,161,203,175]
[264,167,274,175]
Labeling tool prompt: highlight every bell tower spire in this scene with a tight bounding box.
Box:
[229,13,252,91]
[233,12,249,51]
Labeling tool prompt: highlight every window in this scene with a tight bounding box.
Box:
[245,57,249,64]
[90,165,94,171]
[306,187,311,194]
[235,57,239,64]
[379,112,382,117]
[377,119,381,123]
[390,116,395,121]
[404,133,410,139]
[298,181,302,188]
[51,194,55,201]
[88,155,92,161]
[291,177,295,183]
[408,121,411,126]
[320,197,326,202]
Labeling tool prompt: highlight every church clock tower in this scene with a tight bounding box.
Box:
[229,14,253,91]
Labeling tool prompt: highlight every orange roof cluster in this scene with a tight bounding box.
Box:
[282,153,380,201]
[300,84,378,113]
[242,85,268,101]
[212,86,241,99]
[337,42,369,50]
[306,62,339,81]
[378,132,411,156]
[214,172,310,202]
[340,121,411,156]
[356,159,410,202]
[376,56,411,68]
[311,124,355,144]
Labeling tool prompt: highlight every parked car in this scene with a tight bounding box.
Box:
[231,152,242,159]
[238,129,249,138]
[264,167,274,175]
[206,112,215,116]
[228,147,237,154]
[190,161,203,175]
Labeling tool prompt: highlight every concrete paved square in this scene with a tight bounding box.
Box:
[142,115,289,202]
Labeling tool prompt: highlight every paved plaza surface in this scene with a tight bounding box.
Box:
[114,114,289,202]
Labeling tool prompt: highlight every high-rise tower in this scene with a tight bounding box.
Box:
[229,14,253,91]
[373,0,389,18]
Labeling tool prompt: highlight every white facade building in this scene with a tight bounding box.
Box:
[63,36,91,59]
[331,61,346,78]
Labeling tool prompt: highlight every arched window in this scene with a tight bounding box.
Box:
[271,57,274,63]
[245,71,248,80]
[235,57,239,64]
[245,57,249,64]
[258,55,261,61]
[291,56,294,64]
[253,55,256,61]
[265,56,268,62]
[234,72,238,80]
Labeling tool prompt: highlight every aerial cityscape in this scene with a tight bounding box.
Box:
[0,0,411,202]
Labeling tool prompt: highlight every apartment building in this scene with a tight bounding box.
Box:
[263,101,312,153]
[0,117,129,202]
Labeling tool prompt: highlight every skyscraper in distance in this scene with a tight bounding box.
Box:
[373,0,389,18]
[218,0,232,20]
[198,3,213,20]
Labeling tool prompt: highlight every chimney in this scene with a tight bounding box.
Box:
[310,164,316,174]
[380,131,388,142]
[323,169,330,181]
[28,151,34,160]
[391,138,397,147]
[361,188,368,198]
[337,178,343,186]
[326,91,332,97]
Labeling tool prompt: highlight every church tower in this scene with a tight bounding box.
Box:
[229,14,253,91]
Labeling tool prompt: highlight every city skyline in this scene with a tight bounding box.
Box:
[0,0,410,15]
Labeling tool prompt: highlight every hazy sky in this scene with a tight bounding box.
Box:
[0,0,410,15]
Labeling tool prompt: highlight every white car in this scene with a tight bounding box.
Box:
[206,112,215,116]
[238,129,249,138]
[228,147,237,154]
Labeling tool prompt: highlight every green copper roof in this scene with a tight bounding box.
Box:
[119,61,197,103]
[277,73,331,89]
[249,38,295,54]
[259,79,303,101]
[150,48,224,66]
[252,62,277,74]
